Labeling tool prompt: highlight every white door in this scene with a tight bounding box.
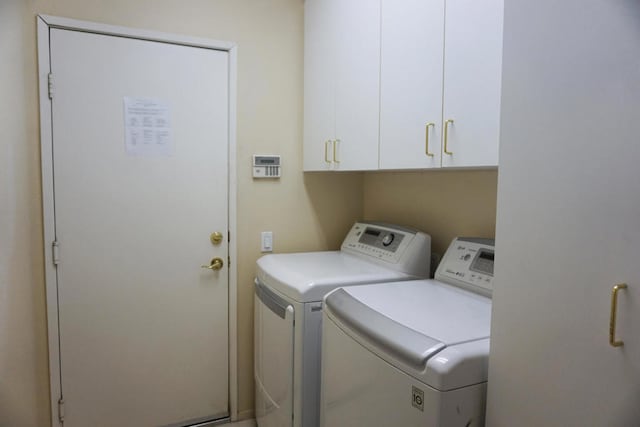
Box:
[303,0,380,171]
[320,315,486,427]
[49,28,229,426]
[488,0,640,425]
[441,0,502,168]
[303,0,336,171]
[379,0,444,170]
[254,281,295,427]
[332,0,380,171]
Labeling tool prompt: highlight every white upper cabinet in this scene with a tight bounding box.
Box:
[303,0,380,171]
[379,0,503,170]
[379,0,445,170]
[441,0,503,168]
[304,0,502,171]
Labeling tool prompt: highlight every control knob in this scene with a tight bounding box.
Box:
[382,233,395,246]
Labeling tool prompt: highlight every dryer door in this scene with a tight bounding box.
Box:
[254,279,294,427]
[320,313,487,427]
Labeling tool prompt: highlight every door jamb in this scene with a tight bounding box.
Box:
[36,15,239,426]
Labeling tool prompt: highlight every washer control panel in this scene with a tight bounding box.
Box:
[357,226,404,253]
[435,237,495,296]
[342,222,423,264]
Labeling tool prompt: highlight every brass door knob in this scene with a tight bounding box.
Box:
[210,232,223,245]
[201,257,224,271]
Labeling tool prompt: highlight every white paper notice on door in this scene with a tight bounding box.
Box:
[123,97,173,156]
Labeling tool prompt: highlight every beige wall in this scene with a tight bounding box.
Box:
[364,170,498,257]
[0,0,363,425]
[0,2,51,427]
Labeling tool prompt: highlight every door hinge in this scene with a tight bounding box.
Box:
[52,240,60,265]
[228,230,231,242]
[48,73,54,99]
[58,397,65,423]
[227,256,231,267]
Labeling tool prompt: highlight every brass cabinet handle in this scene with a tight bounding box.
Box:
[609,283,628,347]
[333,139,340,163]
[425,122,435,157]
[201,257,224,271]
[443,119,454,155]
[324,140,331,164]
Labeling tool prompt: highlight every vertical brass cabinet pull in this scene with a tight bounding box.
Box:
[609,283,628,347]
[324,140,331,164]
[333,139,340,163]
[444,119,454,155]
[425,123,435,157]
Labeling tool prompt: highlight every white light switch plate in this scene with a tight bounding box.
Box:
[261,231,273,252]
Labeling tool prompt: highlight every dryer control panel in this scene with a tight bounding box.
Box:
[435,237,496,297]
[341,222,431,277]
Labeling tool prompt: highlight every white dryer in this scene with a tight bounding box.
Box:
[254,222,431,427]
[320,237,495,427]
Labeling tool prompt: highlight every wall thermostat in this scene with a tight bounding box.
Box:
[253,155,281,178]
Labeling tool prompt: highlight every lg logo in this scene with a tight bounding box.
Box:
[411,386,424,411]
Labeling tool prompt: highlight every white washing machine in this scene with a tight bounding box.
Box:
[320,237,495,427]
[254,222,431,427]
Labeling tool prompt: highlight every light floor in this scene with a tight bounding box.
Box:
[226,420,256,427]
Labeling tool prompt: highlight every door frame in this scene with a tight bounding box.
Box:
[36,15,239,426]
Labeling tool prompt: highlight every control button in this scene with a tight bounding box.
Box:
[463,254,471,261]
[382,233,395,246]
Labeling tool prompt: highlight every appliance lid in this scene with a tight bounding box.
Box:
[256,251,416,303]
[324,280,491,373]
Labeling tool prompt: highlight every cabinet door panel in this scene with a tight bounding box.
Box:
[333,0,380,171]
[489,0,640,425]
[380,0,445,170]
[442,0,503,168]
[304,0,336,171]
